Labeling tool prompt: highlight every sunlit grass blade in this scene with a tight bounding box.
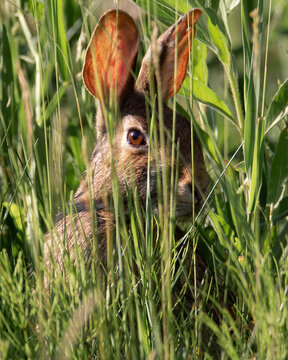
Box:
[48,0,70,82]
[182,78,234,122]
[206,8,231,69]
[243,64,256,176]
[248,117,265,213]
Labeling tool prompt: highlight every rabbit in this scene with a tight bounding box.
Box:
[44,8,210,280]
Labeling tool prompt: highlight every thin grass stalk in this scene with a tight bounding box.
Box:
[188,14,200,354]
[17,10,41,126]
[17,11,41,276]
[260,0,272,119]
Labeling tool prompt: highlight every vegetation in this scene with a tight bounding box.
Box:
[1,0,288,358]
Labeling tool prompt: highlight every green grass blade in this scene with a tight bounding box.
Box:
[267,128,288,204]
[1,25,15,151]
[205,7,244,131]
[248,117,265,213]
[244,64,256,176]
[241,0,252,107]
[265,79,288,134]
[47,0,70,82]
[182,77,234,122]
[206,8,231,69]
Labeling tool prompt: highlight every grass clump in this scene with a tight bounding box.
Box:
[1,0,288,358]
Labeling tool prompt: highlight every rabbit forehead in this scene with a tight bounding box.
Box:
[121,114,148,133]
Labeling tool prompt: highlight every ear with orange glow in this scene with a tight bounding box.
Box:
[136,8,202,101]
[82,9,139,103]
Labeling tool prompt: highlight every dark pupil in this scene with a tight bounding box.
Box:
[132,130,140,140]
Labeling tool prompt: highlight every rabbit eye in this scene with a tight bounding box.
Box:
[127,130,146,147]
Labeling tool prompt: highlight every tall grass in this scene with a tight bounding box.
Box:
[1,0,288,358]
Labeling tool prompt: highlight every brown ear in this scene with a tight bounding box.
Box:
[83,9,139,103]
[136,8,202,101]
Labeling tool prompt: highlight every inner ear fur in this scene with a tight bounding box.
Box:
[135,8,202,102]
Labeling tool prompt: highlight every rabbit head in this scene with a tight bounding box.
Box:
[80,8,209,219]
[45,9,209,271]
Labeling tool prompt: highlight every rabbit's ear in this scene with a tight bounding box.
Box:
[83,9,139,103]
[136,9,201,102]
